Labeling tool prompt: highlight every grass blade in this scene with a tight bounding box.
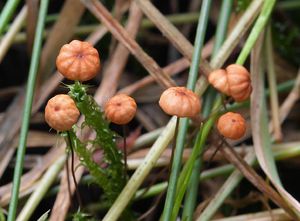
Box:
[0,0,21,35]
[7,1,50,220]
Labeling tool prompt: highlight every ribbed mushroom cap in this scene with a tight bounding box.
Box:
[45,94,80,131]
[104,94,137,125]
[226,64,252,102]
[217,112,246,140]
[208,64,252,102]
[159,87,200,118]
[56,40,100,81]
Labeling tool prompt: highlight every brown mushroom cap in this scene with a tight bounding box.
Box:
[226,64,252,102]
[45,94,80,131]
[208,69,230,96]
[56,40,100,81]
[208,64,252,102]
[217,112,246,140]
[104,94,137,125]
[159,87,201,118]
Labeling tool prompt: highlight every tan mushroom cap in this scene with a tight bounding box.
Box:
[208,64,252,102]
[217,112,246,140]
[56,40,100,81]
[104,94,137,125]
[45,94,80,131]
[159,87,201,118]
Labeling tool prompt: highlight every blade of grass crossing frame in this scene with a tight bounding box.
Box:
[182,1,233,220]
[0,0,21,35]
[7,1,50,221]
[161,1,212,220]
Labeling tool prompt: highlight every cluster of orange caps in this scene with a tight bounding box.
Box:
[45,40,251,140]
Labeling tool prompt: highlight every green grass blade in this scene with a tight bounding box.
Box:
[182,1,233,219]
[161,1,212,220]
[7,1,50,220]
[0,0,21,35]
[236,0,276,65]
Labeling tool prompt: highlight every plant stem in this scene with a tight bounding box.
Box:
[161,1,211,220]
[0,0,21,35]
[236,0,276,65]
[67,131,83,208]
[123,125,128,180]
[65,154,73,208]
[7,1,49,220]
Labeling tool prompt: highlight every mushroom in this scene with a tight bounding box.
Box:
[208,64,252,102]
[45,94,80,131]
[217,112,246,140]
[56,40,100,81]
[104,94,137,177]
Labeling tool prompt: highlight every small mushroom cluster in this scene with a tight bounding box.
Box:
[208,64,252,102]
[45,40,137,132]
[207,64,251,140]
[46,40,249,144]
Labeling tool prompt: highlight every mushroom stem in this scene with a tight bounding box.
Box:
[169,117,180,172]
[67,130,83,209]
[65,155,73,208]
[122,125,128,181]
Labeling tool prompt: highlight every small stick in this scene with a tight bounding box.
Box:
[207,139,224,167]
[67,131,83,208]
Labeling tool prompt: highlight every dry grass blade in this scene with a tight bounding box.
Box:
[0,146,64,206]
[277,69,300,126]
[38,0,85,82]
[25,0,38,54]
[213,208,290,221]
[119,38,213,95]
[95,2,143,104]
[81,0,176,89]
[251,31,300,215]
[134,0,212,76]
[265,26,282,141]
[250,30,281,183]
[119,58,189,95]
[220,142,297,220]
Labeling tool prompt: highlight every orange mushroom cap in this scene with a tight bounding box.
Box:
[56,40,100,81]
[45,94,80,131]
[104,94,137,125]
[159,87,201,118]
[208,64,252,102]
[217,112,246,140]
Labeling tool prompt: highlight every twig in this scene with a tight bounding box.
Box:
[220,141,297,220]
[134,0,212,76]
[94,2,143,104]
[82,0,176,89]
